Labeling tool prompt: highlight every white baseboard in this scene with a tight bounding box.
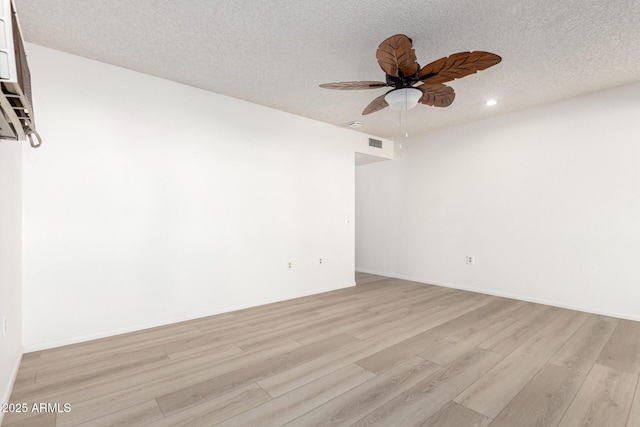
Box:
[0,351,23,425]
[355,268,640,322]
[23,281,356,352]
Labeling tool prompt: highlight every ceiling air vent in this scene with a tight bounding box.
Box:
[368,138,382,149]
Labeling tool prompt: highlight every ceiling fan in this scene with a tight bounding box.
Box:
[319,34,501,115]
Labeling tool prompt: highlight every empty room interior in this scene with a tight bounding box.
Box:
[1,0,640,426]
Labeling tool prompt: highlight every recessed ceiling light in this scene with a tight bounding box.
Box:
[349,121,362,128]
[486,99,498,106]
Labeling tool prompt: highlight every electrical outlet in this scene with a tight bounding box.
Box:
[319,258,323,265]
[288,262,292,269]
[2,315,7,338]
[466,255,474,265]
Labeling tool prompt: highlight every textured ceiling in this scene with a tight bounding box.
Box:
[13,0,640,140]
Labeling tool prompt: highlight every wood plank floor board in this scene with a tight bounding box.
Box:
[355,272,388,284]
[3,413,55,427]
[240,303,334,329]
[311,296,367,316]
[448,300,537,343]
[164,341,245,362]
[627,377,640,427]
[49,340,307,426]
[34,323,202,362]
[11,350,169,402]
[9,342,244,403]
[257,323,443,398]
[298,294,493,349]
[144,384,272,427]
[400,287,469,310]
[400,281,443,292]
[292,306,411,343]
[17,351,41,364]
[283,358,441,427]
[21,325,217,376]
[216,364,376,427]
[234,309,371,350]
[418,401,492,427]
[167,317,293,356]
[177,315,245,335]
[353,298,501,375]
[315,284,388,303]
[557,363,637,427]
[34,347,170,384]
[317,285,410,310]
[34,351,170,397]
[155,334,357,416]
[355,341,432,376]
[425,298,526,340]
[596,319,640,376]
[345,288,444,316]
[549,315,617,373]
[488,363,586,427]
[351,347,503,427]
[11,370,37,389]
[184,319,256,338]
[162,317,309,359]
[327,289,417,310]
[478,305,561,356]
[315,287,376,303]
[348,305,451,341]
[422,336,478,368]
[453,309,589,418]
[418,299,534,365]
[18,330,205,377]
[5,274,640,427]
[408,286,489,306]
[73,400,164,427]
[6,340,300,426]
[222,299,327,327]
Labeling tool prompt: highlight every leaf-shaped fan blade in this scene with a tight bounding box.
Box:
[319,81,388,90]
[418,84,456,107]
[362,93,389,115]
[418,52,501,84]
[376,34,419,78]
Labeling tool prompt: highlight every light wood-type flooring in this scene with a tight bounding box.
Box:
[4,273,640,426]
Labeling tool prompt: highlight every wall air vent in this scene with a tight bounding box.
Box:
[368,138,382,149]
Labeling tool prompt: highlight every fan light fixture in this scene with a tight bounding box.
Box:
[319,34,501,138]
[385,88,422,111]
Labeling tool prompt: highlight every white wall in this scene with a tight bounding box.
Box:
[22,44,366,351]
[0,139,22,413]
[356,82,640,320]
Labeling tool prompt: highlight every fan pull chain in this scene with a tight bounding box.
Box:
[403,90,409,138]
[404,110,409,139]
[397,109,410,139]
[393,88,411,139]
